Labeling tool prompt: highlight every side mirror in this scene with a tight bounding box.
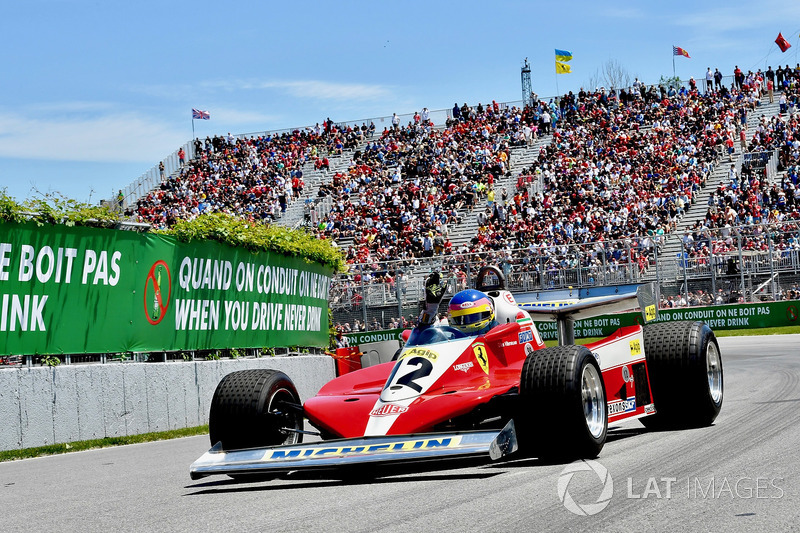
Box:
[401,329,412,342]
[483,321,521,343]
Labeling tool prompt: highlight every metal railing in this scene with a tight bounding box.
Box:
[117,140,195,209]
[331,221,800,330]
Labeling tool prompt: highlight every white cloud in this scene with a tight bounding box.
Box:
[132,78,393,103]
[259,80,393,101]
[208,107,276,125]
[0,109,184,163]
[600,7,644,20]
[676,3,800,32]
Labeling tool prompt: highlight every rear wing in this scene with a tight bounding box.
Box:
[516,283,658,345]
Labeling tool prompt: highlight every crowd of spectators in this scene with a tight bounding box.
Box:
[129,64,800,330]
[319,74,800,329]
[660,281,800,309]
[319,78,766,296]
[674,67,800,269]
[131,123,374,228]
[313,99,526,267]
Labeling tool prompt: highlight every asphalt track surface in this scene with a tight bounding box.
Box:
[2,335,799,533]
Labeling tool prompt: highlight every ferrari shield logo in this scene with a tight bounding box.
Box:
[472,342,489,374]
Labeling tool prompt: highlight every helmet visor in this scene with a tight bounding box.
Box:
[449,308,493,326]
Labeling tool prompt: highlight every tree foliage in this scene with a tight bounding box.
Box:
[658,75,682,89]
[585,59,636,91]
[164,213,346,272]
[0,189,119,227]
[0,189,345,273]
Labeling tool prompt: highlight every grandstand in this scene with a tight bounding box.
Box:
[121,71,800,331]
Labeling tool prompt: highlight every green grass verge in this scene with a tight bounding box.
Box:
[0,425,208,462]
[713,325,800,337]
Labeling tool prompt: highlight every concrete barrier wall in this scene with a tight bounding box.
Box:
[0,356,335,452]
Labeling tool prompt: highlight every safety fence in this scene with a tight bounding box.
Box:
[331,221,800,331]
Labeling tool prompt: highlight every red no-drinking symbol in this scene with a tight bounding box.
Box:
[787,305,798,322]
[144,261,171,325]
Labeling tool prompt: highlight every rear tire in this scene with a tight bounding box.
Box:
[517,345,607,459]
[209,369,304,451]
[640,321,723,429]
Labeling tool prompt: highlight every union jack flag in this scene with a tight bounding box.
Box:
[192,108,210,120]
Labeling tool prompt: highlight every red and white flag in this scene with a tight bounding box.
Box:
[776,33,791,53]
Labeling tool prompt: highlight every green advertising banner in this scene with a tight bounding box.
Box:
[0,222,332,355]
[533,301,800,341]
[343,328,404,346]
[346,302,800,346]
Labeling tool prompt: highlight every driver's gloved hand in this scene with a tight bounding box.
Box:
[419,272,448,326]
[425,272,447,305]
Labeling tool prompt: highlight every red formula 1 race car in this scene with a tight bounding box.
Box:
[190,267,723,480]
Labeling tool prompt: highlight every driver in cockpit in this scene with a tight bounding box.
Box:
[418,272,497,336]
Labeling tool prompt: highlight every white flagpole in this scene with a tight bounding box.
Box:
[555,59,560,97]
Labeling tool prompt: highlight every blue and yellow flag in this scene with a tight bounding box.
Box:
[555,49,573,62]
[555,61,571,74]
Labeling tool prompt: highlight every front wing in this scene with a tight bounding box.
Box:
[190,420,517,480]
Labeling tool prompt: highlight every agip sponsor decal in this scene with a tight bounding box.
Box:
[608,398,636,415]
[400,347,439,361]
[629,339,642,357]
[645,305,657,322]
[370,404,409,417]
[265,436,462,461]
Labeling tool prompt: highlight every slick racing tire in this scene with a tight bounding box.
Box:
[209,369,304,451]
[640,321,723,429]
[517,345,607,459]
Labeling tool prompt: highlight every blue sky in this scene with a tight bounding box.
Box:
[3,0,800,203]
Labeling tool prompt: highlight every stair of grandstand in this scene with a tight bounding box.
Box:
[279,145,365,229]
[293,128,554,254]
[657,96,783,280]
[444,135,552,249]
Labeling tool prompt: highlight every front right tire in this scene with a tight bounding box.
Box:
[209,369,304,451]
